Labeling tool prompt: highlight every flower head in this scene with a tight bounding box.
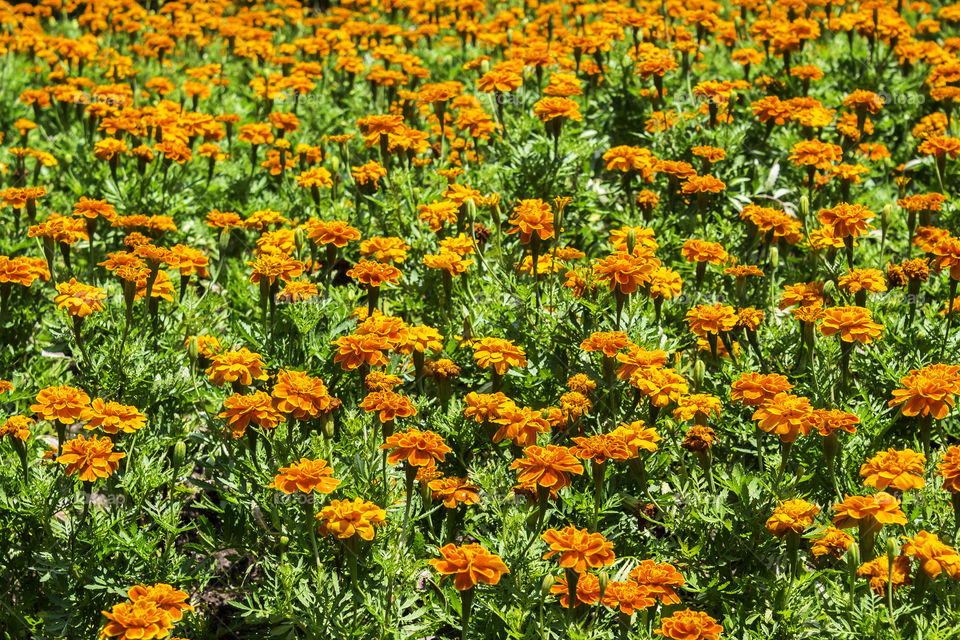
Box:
[270,458,340,494]
[766,499,820,537]
[56,434,125,482]
[317,497,386,541]
[429,543,509,590]
[541,525,615,573]
[860,448,926,491]
[654,609,724,640]
[31,385,91,424]
[380,428,451,466]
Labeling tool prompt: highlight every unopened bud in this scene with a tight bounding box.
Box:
[846,542,860,572]
[172,441,186,468]
[693,359,706,389]
[541,575,555,598]
[295,228,306,254]
[597,571,610,596]
[886,536,898,565]
[768,246,779,270]
[329,154,340,173]
[626,228,637,255]
[279,535,290,556]
[186,336,199,362]
[881,204,892,234]
[490,202,501,229]
[218,227,231,253]
[466,198,477,226]
[799,195,809,221]
[822,279,837,299]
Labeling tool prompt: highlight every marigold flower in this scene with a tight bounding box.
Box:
[507,199,554,243]
[304,219,361,247]
[752,393,814,443]
[817,203,874,238]
[901,531,960,579]
[127,583,193,622]
[272,370,336,419]
[615,347,668,380]
[789,139,842,170]
[686,304,738,336]
[56,434,125,482]
[580,331,633,357]
[680,425,718,452]
[491,405,551,447]
[205,348,269,386]
[860,448,926,491]
[533,97,581,122]
[541,525,615,573]
[818,306,883,343]
[510,444,584,491]
[813,409,860,436]
[654,608,723,640]
[317,497,386,541]
[54,278,106,317]
[100,600,171,640]
[570,432,636,463]
[270,457,340,494]
[939,446,960,492]
[888,363,960,419]
[602,580,656,615]
[82,399,146,434]
[766,499,820,537]
[810,526,855,559]
[380,428,451,466]
[629,560,685,604]
[220,391,285,437]
[0,415,33,441]
[463,392,515,423]
[361,390,417,423]
[832,492,908,531]
[593,250,660,295]
[332,334,391,370]
[31,385,91,424]
[858,555,912,596]
[429,543,510,591]
[429,476,481,509]
[682,239,729,265]
[630,367,689,407]
[346,259,402,288]
[472,337,527,375]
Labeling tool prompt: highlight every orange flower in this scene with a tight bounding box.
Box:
[380,428,451,466]
[304,219,361,247]
[860,448,926,491]
[82,399,146,434]
[56,434,125,482]
[533,97,581,122]
[765,499,820,537]
[580,331,633,357]
[731,372,794,406]
[593,250,659,295]
[491,405,551,447]
[463,392,515,423]
[270,458,340,494]
[751,393,814,443]
[429,476,480,508]
[31,385,91,424]
[570,432,636,463]
[681,239,729,265]
[629,560,685,604]
[813,409,860,436]
[219,391,285,437]
[901,531,960,579]
[601,581,656,615]
[630,367,689,407]
[361,390,417,423]
[429,543,510,590]
[550,572,602,608]
[507,199,554,243]
[888,364,960,419]
[541,525,615,573]
[610,420,661,455]
[100,601,171,640]
[654,609,724,640]
[54,278,107,317]
[471,337,527,375]
[0,415,34,441]
[127,583,193,622]
[832,492,908,531]
[510,444,584,491]
[346,259,402,288]
[317,498,386,541]
[939,446,960,492]
[816,203,874,238]
[818,306,883,343]
[858,555,912,596]
[789,139,842,170]
[205,348,269,386]
[686,304,738,336]
[331,333,391,370]
[810,526,855,559]
[271,370,336,419]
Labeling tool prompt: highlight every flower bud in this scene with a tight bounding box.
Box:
[218,227,231,253]
[490,202,501,229]
[886,536,898,565]
[626,228,637,255]
[466,197,477,226]
[768,246,779,270]
[540,574,555,598]
[295,227,306,254]
[597,571,610,596]
[799,195,809,221]
[693,359,706,389]
[822,279,837,300]
[186,336,199,363]
[881,204,892,235]
[172,440,186,469]
[328,154,340,173]
[846,543,860,573]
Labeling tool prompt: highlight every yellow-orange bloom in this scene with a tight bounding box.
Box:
[472,337,527,375]
[818,306,883,344]
[429,543,510,590]
[270,458,340,494]
[901,531,960,579]
[56,434,125,482]
[654,609,724,640]
[859,448,926,491]
[31,385,91,424]
[510,444,584,492]
[380,428,451,466]
[832,492,908,531]
[317,497,386,541]
[541,525,615,573]
[888,363,960,420]
[205,349,269,386]
[751,393,814,443]
[765,499,820,537]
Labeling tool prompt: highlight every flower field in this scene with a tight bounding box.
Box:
[4,0,960,638]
